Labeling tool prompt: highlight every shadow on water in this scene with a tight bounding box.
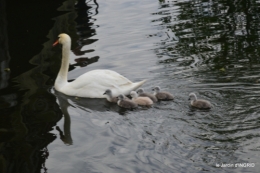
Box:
[0,0,100,172]
[0,0,67,172]
[1,0,132,171]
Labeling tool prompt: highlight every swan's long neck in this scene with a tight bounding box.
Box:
[55,42,71,91]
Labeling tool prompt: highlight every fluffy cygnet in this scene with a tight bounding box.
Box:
[189,93,212,109]
[152,86,174,100]
[136,88,158,102]
[130,91,153,106]
[103,89,118,103]
[117,94,138,109]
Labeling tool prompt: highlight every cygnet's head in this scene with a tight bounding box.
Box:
[189,93,197,101]
[136,88,144,94]
[117,94,125,101]
[53,33,71,46]
[103,89,112,96]
[130,91,138,98]
[152,86,161,93]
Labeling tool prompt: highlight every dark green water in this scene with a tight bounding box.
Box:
[1,0,260,172]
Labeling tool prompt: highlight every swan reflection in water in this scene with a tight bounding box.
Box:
[53,89,130,144]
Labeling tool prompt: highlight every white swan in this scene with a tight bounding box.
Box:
[53,33,146,98]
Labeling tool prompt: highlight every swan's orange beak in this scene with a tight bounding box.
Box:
[53,39,59,46]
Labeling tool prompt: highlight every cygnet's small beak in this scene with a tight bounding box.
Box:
[188,98,190,100]
[53,39,59,46]
[103,92,106,95]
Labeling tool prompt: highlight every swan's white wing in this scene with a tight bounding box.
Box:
[62,69,144,98]
[71,69,132,89]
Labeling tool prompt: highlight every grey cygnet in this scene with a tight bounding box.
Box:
[103,89,118,103]
[152,86,174,100]
[136,88,158,102]
[130,91,153,106]
[189,93,212,109]
[117,94,138,109]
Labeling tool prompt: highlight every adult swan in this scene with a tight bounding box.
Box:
[53,33,146,98]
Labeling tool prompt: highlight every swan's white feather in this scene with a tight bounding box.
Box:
[59,69,146,98]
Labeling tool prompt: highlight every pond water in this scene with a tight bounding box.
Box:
[2,0,260,172]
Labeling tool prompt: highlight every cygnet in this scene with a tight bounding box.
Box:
[103,89,118,103]
[136,88,158,102]
[130,91,153,106]
[152,86,174,100]
[117,94,138,109]
[189,93,212,109]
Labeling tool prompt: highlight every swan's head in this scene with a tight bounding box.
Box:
[136,88,144,94]
[152,86,161,93]
[189,93,197,101]
[130,91,138,98]
[103,89,112,96]
[53,33,71,46]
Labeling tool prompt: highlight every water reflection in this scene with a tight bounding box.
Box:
[72,56,99,67]
[73,0,99,56]
[156,0,260,74]
[152,0,260,172]
[54,91,73,145]
[0,0,100,172]
[68,56,99,71]
[0,0,14,110]
[54,89,130,115]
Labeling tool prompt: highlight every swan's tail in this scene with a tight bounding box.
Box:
[118,79,147,96]
[132,79,147,90]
